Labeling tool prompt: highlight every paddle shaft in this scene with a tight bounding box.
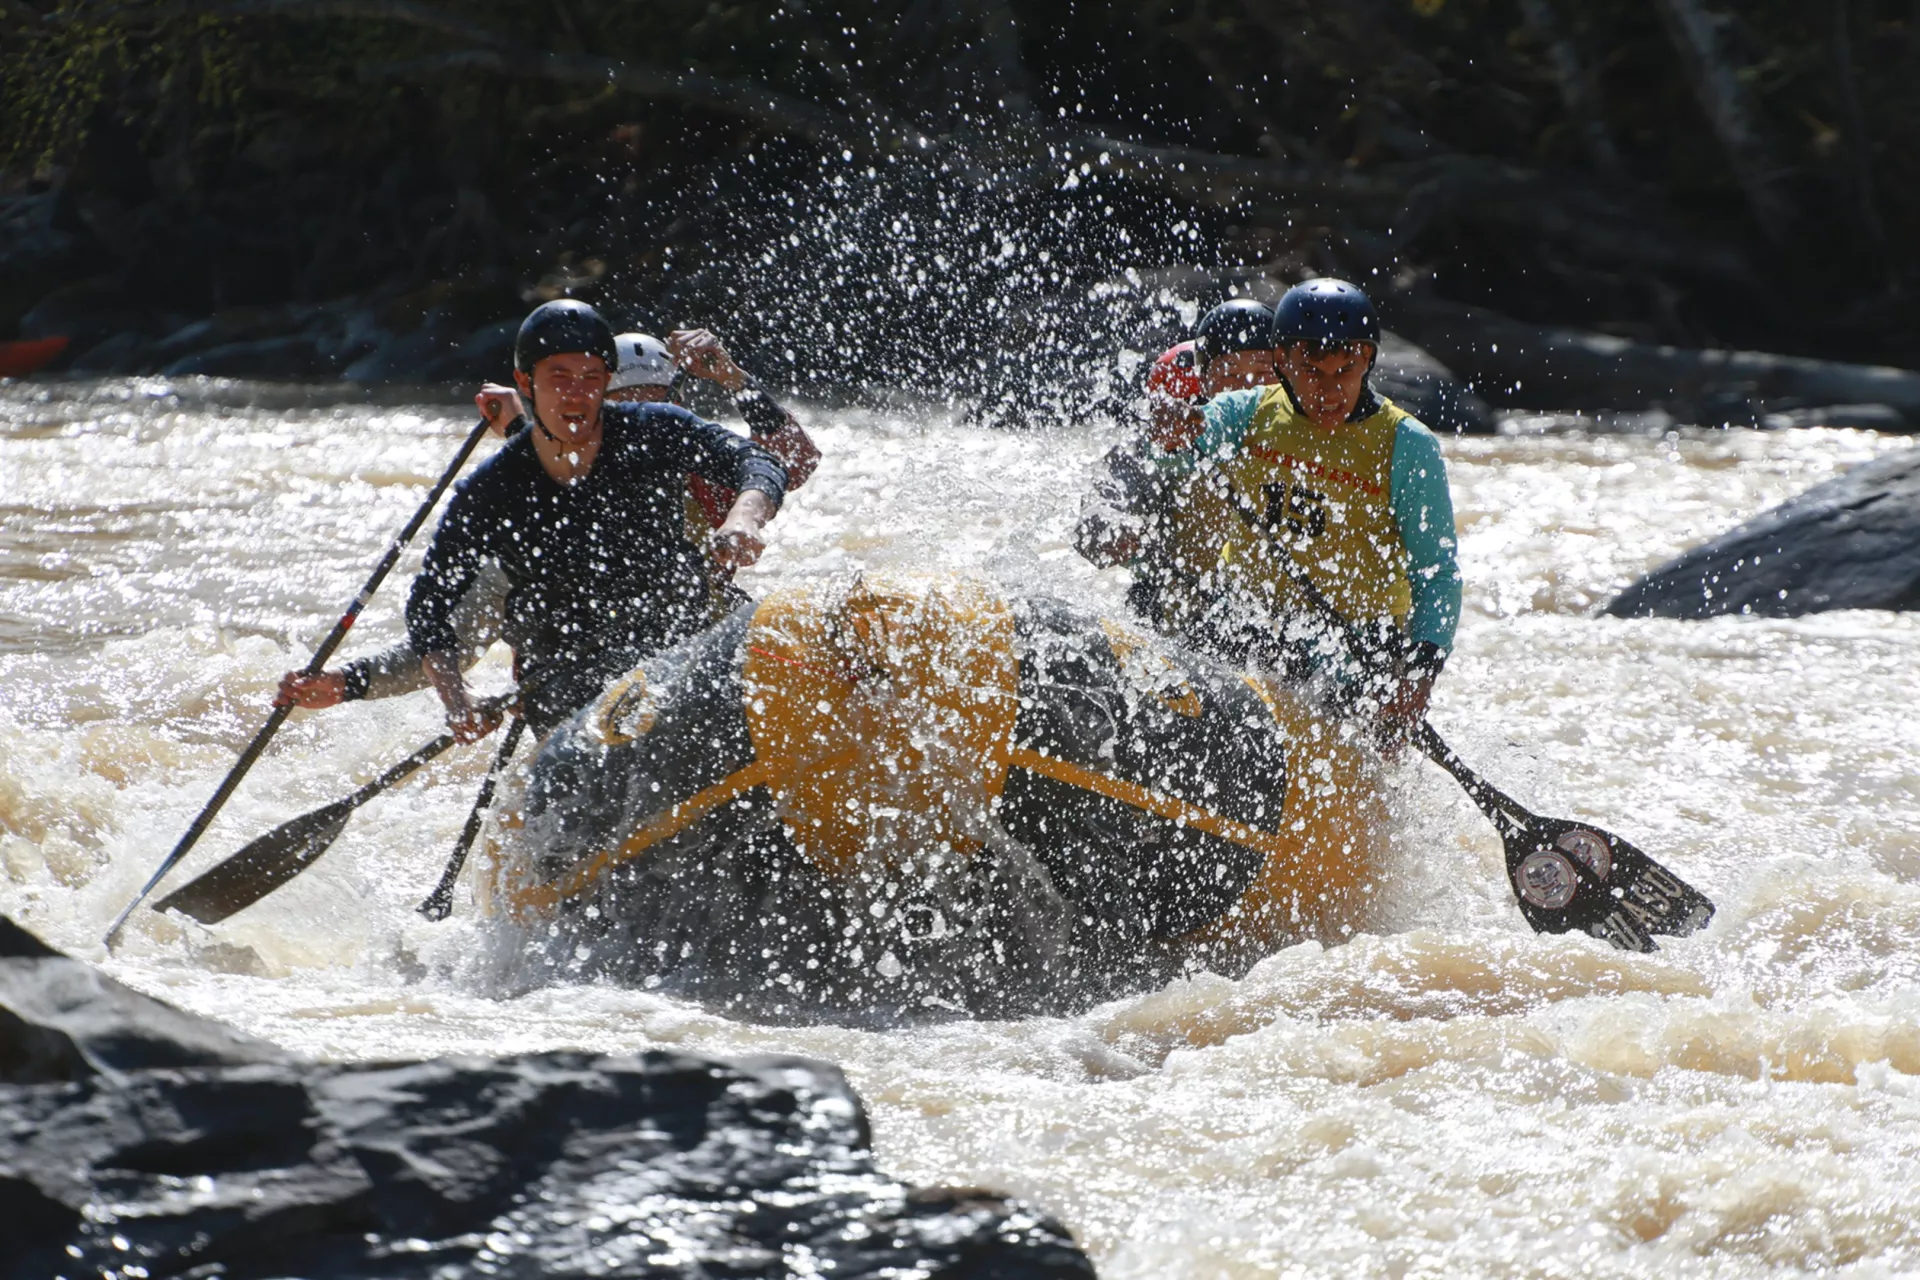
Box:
[418,715,525,921]
[1411,720,1533,837]
[1161,484,1708,949]
[105,415,494,947]
[1221,509,1545,831]
[341,732,462,810]
[1231,516,1634,886]
[1239,516,1704,929]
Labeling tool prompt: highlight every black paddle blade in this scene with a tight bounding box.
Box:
[155,800,355,924]
[1502,816,1715,953]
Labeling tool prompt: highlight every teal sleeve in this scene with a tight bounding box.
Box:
[1390,418,1462,651]
[1191,389,1264,462]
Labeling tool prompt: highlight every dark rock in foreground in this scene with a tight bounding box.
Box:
[0,917,286,1083]
[0,917,1095,1280]
[1604,447,1920,619]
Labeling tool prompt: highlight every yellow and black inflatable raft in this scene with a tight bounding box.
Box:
[476,574,1386,1022]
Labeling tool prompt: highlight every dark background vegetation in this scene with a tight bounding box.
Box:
[3,0,1916,413]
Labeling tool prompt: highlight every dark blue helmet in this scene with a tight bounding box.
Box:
[1194,298,1275,366]
[1272,279,1380,348]
[514,299,617,375]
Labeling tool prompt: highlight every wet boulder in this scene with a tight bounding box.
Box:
[162,334,330,379]
[420,316,520,383]
[1760,404,1910,433]
[343,325,465,385]
[1,191,89,342]
[1374,330,1494,435]
[1604,446,1920,619]
[1389,294,1920,428]
[0,916,1096,1280]
[0,917,287,1084]
[67,331,159,375]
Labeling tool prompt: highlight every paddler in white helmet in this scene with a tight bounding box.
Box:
[276,313,815,719]
[595,329,821,613]
[608,328,820,523]
[1158,279,1463,744]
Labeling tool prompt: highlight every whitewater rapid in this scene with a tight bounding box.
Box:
[5,377,1920,1277]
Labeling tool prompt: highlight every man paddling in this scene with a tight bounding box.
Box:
[278,321,814,712]
[409,299,786,739]
[1076,298,1277,629]
[1170,279,1462,741]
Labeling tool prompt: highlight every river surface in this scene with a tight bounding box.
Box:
[4,377,1920,1278]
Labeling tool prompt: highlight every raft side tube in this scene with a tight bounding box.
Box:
[479,575,1387,1016]
[1002,598,1278,942]
[505,607,770,905]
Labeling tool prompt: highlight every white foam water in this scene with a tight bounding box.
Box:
[5,377,1920,1276]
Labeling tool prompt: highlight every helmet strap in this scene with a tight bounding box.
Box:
[522,382,574,446]
[522,382,556,444]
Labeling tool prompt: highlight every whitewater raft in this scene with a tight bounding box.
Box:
[475,574,1387,1021]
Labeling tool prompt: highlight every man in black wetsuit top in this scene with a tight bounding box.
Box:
[274,323,819,713]
[408,299,788,740]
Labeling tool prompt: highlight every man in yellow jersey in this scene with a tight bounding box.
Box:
[1172,279,1462,743]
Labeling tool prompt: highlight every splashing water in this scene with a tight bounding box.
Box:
[5,377,1920,1277]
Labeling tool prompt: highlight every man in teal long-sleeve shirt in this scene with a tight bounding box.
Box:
[1154,280,1462,742]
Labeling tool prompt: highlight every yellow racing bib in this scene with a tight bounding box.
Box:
[1210,386,1413,628]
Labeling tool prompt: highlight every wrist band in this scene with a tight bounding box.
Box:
[340,662,371,702]
[736,384,790,436]
[1404,641,1448,679]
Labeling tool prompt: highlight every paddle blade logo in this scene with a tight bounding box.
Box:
[1515,850,1579,910]
[1555,828,1612,879]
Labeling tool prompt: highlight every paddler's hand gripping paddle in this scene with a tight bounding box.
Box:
[103,413,496,948]
[1221,499,1715,952]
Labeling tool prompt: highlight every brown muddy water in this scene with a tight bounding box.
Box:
[4,377,1919,1277]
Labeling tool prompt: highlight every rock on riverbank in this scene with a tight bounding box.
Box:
[0,916,1096,1280]
[1604,446,1920,619]
[1372,330,1493,435]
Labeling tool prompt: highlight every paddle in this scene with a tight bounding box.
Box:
[1410,722,1713,951]
[104,412,497,948]
[417,715,526,921]
[1219,513,1715,951]
[155,730,465,924]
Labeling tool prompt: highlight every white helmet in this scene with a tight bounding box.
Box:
[607,332,675,390]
